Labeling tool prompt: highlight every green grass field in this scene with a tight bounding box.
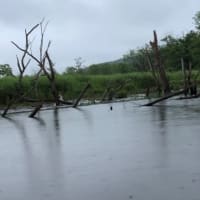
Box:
[0,71,198,105]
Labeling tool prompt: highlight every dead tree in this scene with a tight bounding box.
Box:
[1,25,42,117]
[143,60,199,106]
[1,21,62,117]
[144,47,161,95]
[181,58,188,96]
[181,58,198,97]
[150,30,170,95]
[12,21,60,106]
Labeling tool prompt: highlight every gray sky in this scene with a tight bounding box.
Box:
[0,0,200,74]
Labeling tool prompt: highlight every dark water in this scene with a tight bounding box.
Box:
[0,99,200,200]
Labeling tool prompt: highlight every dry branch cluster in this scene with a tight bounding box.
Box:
[1,21,91,117]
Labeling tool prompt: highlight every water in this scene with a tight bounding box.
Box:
[0,99,200,200]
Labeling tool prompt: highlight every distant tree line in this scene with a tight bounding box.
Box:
[64,11,200,75]
[1,12,200,77]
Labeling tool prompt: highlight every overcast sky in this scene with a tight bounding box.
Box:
[0,0,200,74]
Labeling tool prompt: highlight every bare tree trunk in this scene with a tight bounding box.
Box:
[150,30,170,95]
[144,47,161,95]
[181,58,188,96]
[2,101,15,117]
[45,52,60,105]
[50,80,60,105]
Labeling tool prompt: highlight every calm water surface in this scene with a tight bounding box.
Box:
[0,99,200,200]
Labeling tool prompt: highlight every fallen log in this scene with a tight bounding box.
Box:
[73,83,91,108]
[2,94,24,117]
[177,94,200,100]
[143,89,187,106]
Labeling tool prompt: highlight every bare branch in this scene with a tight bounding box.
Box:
[25,59,31,68]
[11,41,41,64]
[16,56,22,74]
[39,20,50,62]
[27,24,39,36]
[46,51,55,80]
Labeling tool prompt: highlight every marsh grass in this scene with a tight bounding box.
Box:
[0,71,198,105]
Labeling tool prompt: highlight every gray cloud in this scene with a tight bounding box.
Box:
[0,0,199,74]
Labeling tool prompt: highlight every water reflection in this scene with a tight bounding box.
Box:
[32,117,46,127]
[4,117,39,197]
[4,117,31,153]
[1,101,200,200]
[53,108,60,138]
[156,104,168,134]
[75,107,93,128]
[4,114,65,199]
[149,104,169,168]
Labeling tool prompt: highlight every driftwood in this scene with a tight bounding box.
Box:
[73,83,91,108]
[177,94,200,100]
[143,89,187,106]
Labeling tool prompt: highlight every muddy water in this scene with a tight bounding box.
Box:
[0,99,200,200]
